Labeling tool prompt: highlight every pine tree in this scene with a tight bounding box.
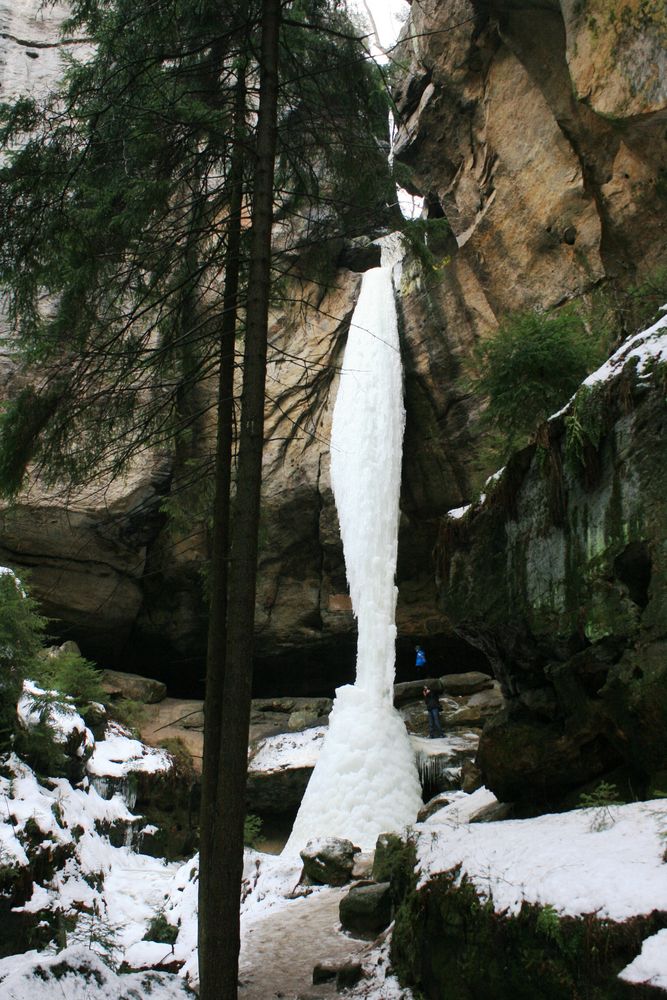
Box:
[0,2,391,995]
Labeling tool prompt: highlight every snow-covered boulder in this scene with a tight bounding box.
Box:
[247,725,326,816]
[300,837,361,886]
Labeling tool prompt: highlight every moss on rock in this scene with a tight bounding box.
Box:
[437,370,667,805]
[391,868,667,999]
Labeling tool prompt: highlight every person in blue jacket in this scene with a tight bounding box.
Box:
[415,645,427,671]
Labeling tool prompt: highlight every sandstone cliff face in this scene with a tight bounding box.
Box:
[1,0,665,695]
[0,1,73,101]
[393,0,666,307]
[391,0,667,683]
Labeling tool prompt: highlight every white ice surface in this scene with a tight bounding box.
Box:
[284,268,422,855]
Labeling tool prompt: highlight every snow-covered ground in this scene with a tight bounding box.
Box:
[0,945,191,1000]
[3,726,667,995]
[416,787,667,991]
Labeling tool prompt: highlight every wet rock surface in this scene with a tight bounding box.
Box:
[339,882,393,939]
[437,376,667,806]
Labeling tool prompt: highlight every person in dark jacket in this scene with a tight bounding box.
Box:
[423,686,444,739]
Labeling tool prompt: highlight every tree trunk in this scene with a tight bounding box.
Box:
[197,61,247,998]
[202,1,280,997]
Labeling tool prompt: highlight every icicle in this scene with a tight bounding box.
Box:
[414,751,461,791]
[89,775,138,811]
[284,268,422,855]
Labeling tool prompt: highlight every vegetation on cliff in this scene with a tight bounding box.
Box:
[0,1,394,994]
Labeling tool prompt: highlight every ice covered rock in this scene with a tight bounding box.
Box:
[300,837,361,886]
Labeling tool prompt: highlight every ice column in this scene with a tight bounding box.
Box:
[284,267,422,855]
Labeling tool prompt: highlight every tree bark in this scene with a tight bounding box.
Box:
[197,60,247,998]
[203,1,280,997]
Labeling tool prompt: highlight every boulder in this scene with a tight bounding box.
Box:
[417,793,453,823]
[246,765,314,816]
[372,832,407,885]
[42,640,82,660]
[81,702,107,741]
[469,801,513,824]
[100,670,167,705]
[311,958,365,990]
[339,882,392,938]
[336,961,364,989]
[440,673,495,697]
[461,760,483,794]
[312,960,337,984]
[441,686,504,727]
[287,708,322,732]
[351,851,374,880]
[246,726,326,815]
[138,699,205,771]
[394,672,493,708]
[300,837,360,886]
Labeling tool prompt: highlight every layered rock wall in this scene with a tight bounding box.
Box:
[1,0,665,696]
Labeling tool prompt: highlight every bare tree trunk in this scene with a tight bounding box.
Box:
[203,1,280,997]
[198,59,247,998]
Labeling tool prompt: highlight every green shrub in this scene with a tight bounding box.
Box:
[564,383,606,471]
[579,781,623,832]
[14,720,69,778]
[143,912,178,945]
[32,650,104,709]
[243,813,263,849]
[0,570,45,751]
[108,697,147,734]
[470,307,601,460]
[578,780,622,808]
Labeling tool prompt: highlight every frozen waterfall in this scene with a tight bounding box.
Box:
[284,267,422,855]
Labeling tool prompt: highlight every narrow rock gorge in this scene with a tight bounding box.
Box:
[1,0,665,723]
